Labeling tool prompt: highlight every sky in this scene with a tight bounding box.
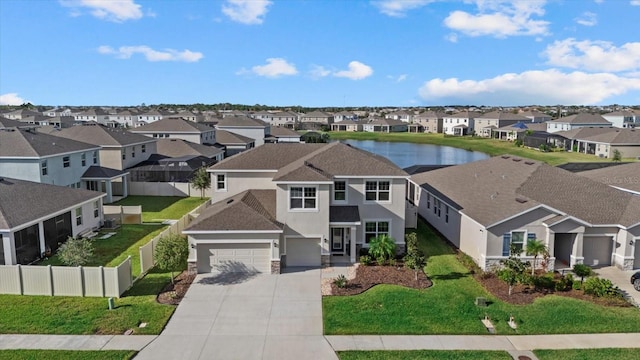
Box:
[1,0,639,107]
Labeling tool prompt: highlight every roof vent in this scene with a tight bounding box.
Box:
[512,158,522,162]
[501,155,510,159]
[515,197,528,203]
[524,161,535,165]
[226,199,234,204]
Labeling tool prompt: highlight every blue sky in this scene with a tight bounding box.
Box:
[1,0,639,107]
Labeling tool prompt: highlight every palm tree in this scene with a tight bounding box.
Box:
[525,239,548,276]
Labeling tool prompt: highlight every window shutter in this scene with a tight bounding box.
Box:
[527,233,537,242]
[502,233,511,256]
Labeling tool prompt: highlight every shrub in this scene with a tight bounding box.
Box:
[359,255,372,266]
[405,233,418,256]
[583,277,622,298]
[58,237,94,267]
[572,280,582,291]
[555,275,570,291]
[333,274,347,288]
[533,273,556,290]
[358,247,370,257]
[368,234,396,262]
[573,264,593,283]
[388,258,397,267]
[376,255,386,266]
[404,252,426,281]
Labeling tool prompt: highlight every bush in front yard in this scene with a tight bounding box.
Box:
[154,233,189,285]
[583,277,622,299]
[359,255,372,266]
[368,234,396,263]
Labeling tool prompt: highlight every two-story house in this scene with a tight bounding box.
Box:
[299,111,334,130]
[443,111,480,136]
[413,111,444,134]
[129,118,217,145]
[270,111,299,128]
[474,111,531,138]
[215,115,269,147]
[602,111,636,129]
[546,113,612,133]
[182,142,409,274]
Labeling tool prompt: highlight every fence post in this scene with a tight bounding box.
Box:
[99,266,105,297]
[17,264,23,295]
[79,266,85,297]
[47,265,54,296]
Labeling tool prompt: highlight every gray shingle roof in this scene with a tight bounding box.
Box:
[477,111,530,121]
[0,128,99,157]
[216,116,268,128]
[53,123,155,147]
[0,177,104,230]
[269,126,300,137]
[184,190,282,232]
[548,113,612,125]
[576,162,640,193]
[211,143,324,170]
[330,206,361,223]
[130,118,213,133]
[411,156,640,228]
[0,117,23,128]
[81,166,128,179]
[155,138,224,159]
[214,130,255,145]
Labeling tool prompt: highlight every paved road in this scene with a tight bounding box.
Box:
[134,267,337,360]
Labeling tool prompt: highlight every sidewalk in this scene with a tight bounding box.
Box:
[0,334,156,351]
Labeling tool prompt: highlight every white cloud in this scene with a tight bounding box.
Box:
[443,0,550,38]
[631,1,640,5]
[309,65,331,79]
[334,61,374,80]
[543,38,640,72]
[222,0,271,25]
[445,33,458,43]
[575,11,597,26]
[387,74,408,82]
[59,0,143,22]
[0,93,29,106]
[98,45,203,62]
[418,69,640,105]
[242,58,298,78]
[372,0,434,17]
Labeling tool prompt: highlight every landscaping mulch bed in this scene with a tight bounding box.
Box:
[330,264,432,296]
[157,271,196,305]
[475,272,631,307]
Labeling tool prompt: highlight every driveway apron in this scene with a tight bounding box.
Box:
[135,268,337,360]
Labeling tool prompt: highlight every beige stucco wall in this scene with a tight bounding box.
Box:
[209,171,276,201]
[612,145,640,159]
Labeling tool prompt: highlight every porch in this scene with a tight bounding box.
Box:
[329,206,361,264]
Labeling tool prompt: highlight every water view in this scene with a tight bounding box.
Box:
[339,139,490,169]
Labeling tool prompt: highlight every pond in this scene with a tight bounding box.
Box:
[338,139,490,169]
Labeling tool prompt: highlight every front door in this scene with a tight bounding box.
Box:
[332,228,343,253]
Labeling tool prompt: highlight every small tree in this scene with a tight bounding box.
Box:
[498,244,530,296]
[368,234,396,265]
[58,237,94,267]
[154,233,189,284]
[405,232,418,255]
[525,239,548,276]
[404,251,426,281]
[190,167,211,199]
[612,149,622,162]
[573,263,592,283]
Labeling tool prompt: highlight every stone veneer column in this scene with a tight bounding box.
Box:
[187,261,197,275]
[271,260,281,274]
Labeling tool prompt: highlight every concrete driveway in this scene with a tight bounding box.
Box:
[597,266,640,307]
[135,268,338,360]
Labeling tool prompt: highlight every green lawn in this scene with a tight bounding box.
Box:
[0,267,175,335]
[328,132,637,166]
[323,220,640,335]
[112,196,207,222]
[337,350,512,360]
[0,350,136,360]
[40,224,165,277]
[534,348,640,360]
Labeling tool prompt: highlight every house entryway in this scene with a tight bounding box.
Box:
[331,228,350,257]
[553,233,574,270]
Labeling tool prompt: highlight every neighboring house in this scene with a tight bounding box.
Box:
[42,108,73,117]
[494,122,547,141]
[0,117,26,129]
[443,111,480,136]
[266,126,301,143]
[108,110,138,128]
[130,118,217,145]
[299,111,334,130]
[270,111,298,128]
[165,111,204,123]
[136,109,165,125]
[546,113,612,133]
[554,127,640,158]
[2,109,42,120]
[221,110,249,118]
[602,111,636,129]
[519,110,551,123]
[0,177,105,265]
[362,118,408,133]
[475,111,530,138]
[74,108,110,123]
[410,155,640,272]
[128,155,216,183]
[333,111,358,123]
[577,162,640,196]
[215,116,269,147]
[385,110,414,123]
[19,115,75,128]
[183,142,409,274]
[214,130,255,156]
[413,111,443,134]
[330,119,362,132]
[155,138,224,162]
[0,127,101,189]
[250,111,274,124]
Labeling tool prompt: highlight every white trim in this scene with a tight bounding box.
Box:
[206,169,278,173]
[334,175,408,179]
[363,179,392,204]
[275,181,333,185]
[362,218,391,245]
[182,230,283,234]
[192,239,273,244]
[329,221,361,226]
[332,179,349,204]
[287,185,319,212]
[214,173,227,192]
[0,146,102,160]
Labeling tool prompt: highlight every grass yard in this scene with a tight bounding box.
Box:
[112,196,207,222]
[0,350,136,360]
[0,267,175,335]
[534,348,640,360]
[40,224,165,277]
[323,220,640,335]
[328,132,637,166]
[337,350,512,360]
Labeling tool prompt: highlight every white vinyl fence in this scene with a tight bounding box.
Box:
[0,256,132,298]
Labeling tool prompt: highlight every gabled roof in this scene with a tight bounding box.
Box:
[211,143,324,170]
[366,118,406,126]
[130,118,212,133]
[555,127,617,140]
[578,128,640,144]
[302,111,332,118]
[214,130,255,145]
[269,126,300,137]
[445,111,481,119]
[548,113,612,125]
[77,108,109,116]
[0,117,22,128]
[577,162,640,193]
[477,111,530,121]
[411,156,640,228]
[0,177,104,230]
[415,111,444,119]
[0,128,99,158]
[81,166,128,179]
[216,115,268,128]
[155,138,224,159]
[53,123,155,147]
[184,190,282,232]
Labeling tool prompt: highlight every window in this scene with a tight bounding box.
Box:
[502,231,536,256]
[122,150,126,160]
[141,144,146,153]
[365,221,389,243]
[289,186,317,210]
[93,201,99,218]
[216,174,226,191]
[426,193,431,209]
[63,156,70,168]
[75,208,83,226]
[93,151,98,164]
[333,181,346,201]
[131,146,135,158]
[81,153,86,166]
[445,206,449,223]
[365,181,390,201]
[41,160,48,176]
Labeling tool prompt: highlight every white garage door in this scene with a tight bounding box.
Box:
[197,243,271,273]
[286,237,321,267]
[583,236,613,267]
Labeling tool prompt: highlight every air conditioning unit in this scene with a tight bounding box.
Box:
[104,219,113,228]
